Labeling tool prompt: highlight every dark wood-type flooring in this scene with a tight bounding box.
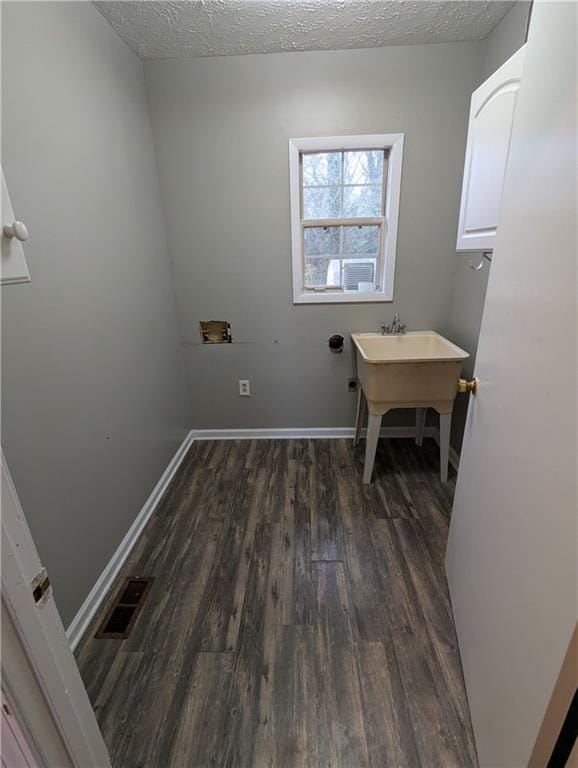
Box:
[76,438,478,768]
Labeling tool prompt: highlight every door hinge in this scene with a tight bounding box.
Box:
[31,568,51,605]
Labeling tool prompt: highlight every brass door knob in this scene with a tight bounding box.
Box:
[458,377,478,395]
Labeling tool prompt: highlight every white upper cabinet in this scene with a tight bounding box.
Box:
[456,45,526,251]
[1,167,31,285]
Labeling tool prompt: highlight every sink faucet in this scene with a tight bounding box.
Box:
[380,312,407,335]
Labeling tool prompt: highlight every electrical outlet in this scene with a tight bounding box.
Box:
[239,379,251,397]
[347,377,358,393]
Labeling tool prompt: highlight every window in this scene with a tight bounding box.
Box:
[289,134,404,304]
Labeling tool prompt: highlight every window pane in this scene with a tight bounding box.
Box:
[302,152,342,186]
[343,185,382,217]
[343,225,380,257]
[304,226,340,256]
[303,186,341,219]
[344,151,384,185]
[304,256,341,287]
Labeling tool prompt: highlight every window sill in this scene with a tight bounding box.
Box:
[293,290,393,305]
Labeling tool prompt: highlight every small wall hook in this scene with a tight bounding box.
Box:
[469,251,492,271]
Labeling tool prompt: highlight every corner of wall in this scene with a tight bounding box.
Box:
[444,0,531,453]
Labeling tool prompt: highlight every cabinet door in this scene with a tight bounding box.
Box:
[456,45,526,251]
[1,166,31,284]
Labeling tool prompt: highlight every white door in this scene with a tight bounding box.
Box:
[446,3,577,766]
[456,45,526,252]
[1,453,111,767]
[2,689,42,768]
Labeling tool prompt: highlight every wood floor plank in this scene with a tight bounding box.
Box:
[355,641,421,768]
[369,519,423,631]
[393,518,478,765]
[287,438,313,463]
[114,522,225,767]
[92,651,145,756]
[221,521,282,768]
[371,519,477,767]
[123,517,222,654]
[409,484,451,574]
[280,459,313,626]
[168,652,236,768]
[312,561,370,768]
[310,440,343,561]
[249,523,287,767]
[372,444,416,519]
[264,624,318,768]
[337,474,390,643]
[392,624,469,768]
[76,438,478,768]
[195,469,266,652]
[204,439,234,469]
[261,442,288,525]
[328,438,357,476]
[75,636,124,702]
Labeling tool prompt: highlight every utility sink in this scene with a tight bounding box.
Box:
[351,331,469,484]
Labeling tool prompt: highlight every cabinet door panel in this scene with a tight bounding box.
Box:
[1,167,31,285]
[456,45,526,251]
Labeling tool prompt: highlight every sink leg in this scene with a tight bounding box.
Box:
[439,412,452,482]
[363,412,382,484]
[354,389,367,446]
[415,408,426,446]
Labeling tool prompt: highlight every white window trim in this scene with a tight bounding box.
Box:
[289,133,404,305]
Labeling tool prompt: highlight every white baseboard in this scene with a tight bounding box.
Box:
[190,426,437,440]
[66,430,195,651]
[191,426,458,470]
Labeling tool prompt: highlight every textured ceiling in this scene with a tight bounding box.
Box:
[94,0,514,60]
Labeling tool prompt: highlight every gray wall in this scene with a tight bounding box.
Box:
[482,0,531,80]
[445,1,531,450]
[2,1,191,626]
[145,42,483,430]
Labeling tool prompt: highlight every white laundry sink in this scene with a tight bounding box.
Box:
[351,331,469,483]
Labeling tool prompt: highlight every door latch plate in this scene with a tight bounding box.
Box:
[31,568,51,605]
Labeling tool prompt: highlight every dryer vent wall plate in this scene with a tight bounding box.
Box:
[328,334,344,353]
